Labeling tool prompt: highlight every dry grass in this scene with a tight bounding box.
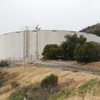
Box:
[0,64,100,100]
[65,95,100,100]
[79,61,100,71]
[41,60,100,72]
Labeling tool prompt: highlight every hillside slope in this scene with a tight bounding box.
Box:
[80,23,100,37]
[0,64,100,100]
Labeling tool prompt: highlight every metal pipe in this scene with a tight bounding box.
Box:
[35,25,41,59]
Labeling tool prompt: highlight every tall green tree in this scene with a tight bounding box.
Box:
[61,34,86,60]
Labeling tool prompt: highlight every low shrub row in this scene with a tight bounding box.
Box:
[42,34,100,63]
[0,60,9,67]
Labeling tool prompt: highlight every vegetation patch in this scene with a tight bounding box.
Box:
[9,84,58,100]
[42,34,86,61]
[74,42,100,62]
[9,74,59,100]
[49,87,75,100]
[8,72,100,100]
[0,60,9,67]
[41,74,58,89]
[49,79,100,100]
[76,79,100,99]
[78,79,98,90]
[9,86,28,100]
[42,33,100,63]
[72,70,79,73]
[80,23,100,37]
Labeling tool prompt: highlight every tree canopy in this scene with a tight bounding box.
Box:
[80,23,100,37]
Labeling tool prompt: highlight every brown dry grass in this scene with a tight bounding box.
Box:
[0,64,100,100]
[41,60,100,71]
[65,95,100,100]
[79,61,100,71]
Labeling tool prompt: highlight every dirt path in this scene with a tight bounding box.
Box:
[36,60,100,74]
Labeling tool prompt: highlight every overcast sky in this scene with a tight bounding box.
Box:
[0,0,100,34]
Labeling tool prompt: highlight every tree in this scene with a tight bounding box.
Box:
[61,34,86,60]
[42,34,87,60]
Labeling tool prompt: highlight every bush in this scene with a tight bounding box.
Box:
[42,34,100,63]
[42,34,86,60]
[9,83,58,100]
[41,74,58,89]
[0,60,9,67]
[42,44,63,59]
[74,42,100,63]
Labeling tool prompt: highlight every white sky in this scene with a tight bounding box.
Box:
[0,0,100,34]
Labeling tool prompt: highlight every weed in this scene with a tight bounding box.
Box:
[78,79,100,99]
[0,60,9,67]
[41,74,58,89]
[72,70,79,73]
[49,87,75,100]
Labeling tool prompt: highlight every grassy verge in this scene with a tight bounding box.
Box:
[8,76,100,100]
[49,79,100,100]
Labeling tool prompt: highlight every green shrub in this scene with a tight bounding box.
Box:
[74,42,100,63]
[42,44,63,59]
[61,34,86,60]
[41,74,58,89]
[42,34,86,60]
[78,79,98,90]
[49,87,75,100]
[9,84,58,100]
[9,86,27,100]
[0,60,9,67]
[72,70,79,73]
